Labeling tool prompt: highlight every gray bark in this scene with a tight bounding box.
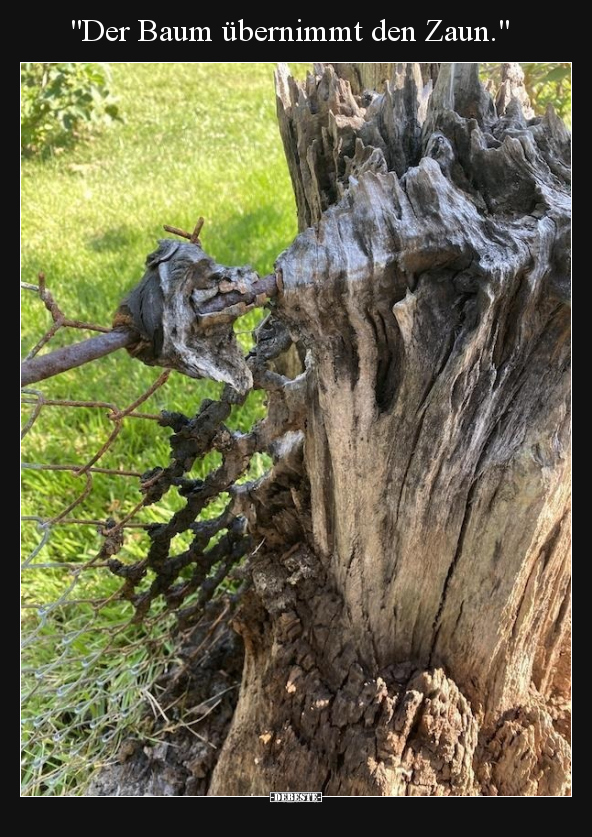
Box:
[209,62,571,796]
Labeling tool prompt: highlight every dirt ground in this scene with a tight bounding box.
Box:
[87,613,243,797]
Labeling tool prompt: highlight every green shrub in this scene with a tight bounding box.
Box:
[520,63,571,122]
[21,63,121,156]
[481,63,571,125]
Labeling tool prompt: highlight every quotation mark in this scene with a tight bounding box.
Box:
[72,20,81,29]
[499,20,509,29]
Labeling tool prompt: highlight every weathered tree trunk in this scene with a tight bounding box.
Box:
[209,63,571,796]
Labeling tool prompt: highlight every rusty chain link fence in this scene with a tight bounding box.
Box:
[21,274,275,795]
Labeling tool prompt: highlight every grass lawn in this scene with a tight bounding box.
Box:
[21,62,309,795]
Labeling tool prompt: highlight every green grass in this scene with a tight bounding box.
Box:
[21,61,571,797]
[21,62,310,796]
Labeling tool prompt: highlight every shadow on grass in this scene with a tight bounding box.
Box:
[87,225,143,254]
[209,202,294,274]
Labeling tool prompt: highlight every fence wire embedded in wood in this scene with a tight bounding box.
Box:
[20,274,282,795]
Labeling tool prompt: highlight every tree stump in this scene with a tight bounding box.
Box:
[209,63,571,797]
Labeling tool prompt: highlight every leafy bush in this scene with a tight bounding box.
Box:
[21,63,120,156]
[481,63,571,124]
[520,63,571,122]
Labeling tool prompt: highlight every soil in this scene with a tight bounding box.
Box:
[87,613,243,796]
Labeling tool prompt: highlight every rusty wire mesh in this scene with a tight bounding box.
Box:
[21,276,273,795]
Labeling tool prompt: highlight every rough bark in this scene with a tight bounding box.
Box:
[209,63,571,796]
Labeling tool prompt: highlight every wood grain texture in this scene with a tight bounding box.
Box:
[210,62,571,796]
[114,240,276,394]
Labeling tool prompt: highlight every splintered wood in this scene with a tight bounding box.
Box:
[210,63,571,797]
